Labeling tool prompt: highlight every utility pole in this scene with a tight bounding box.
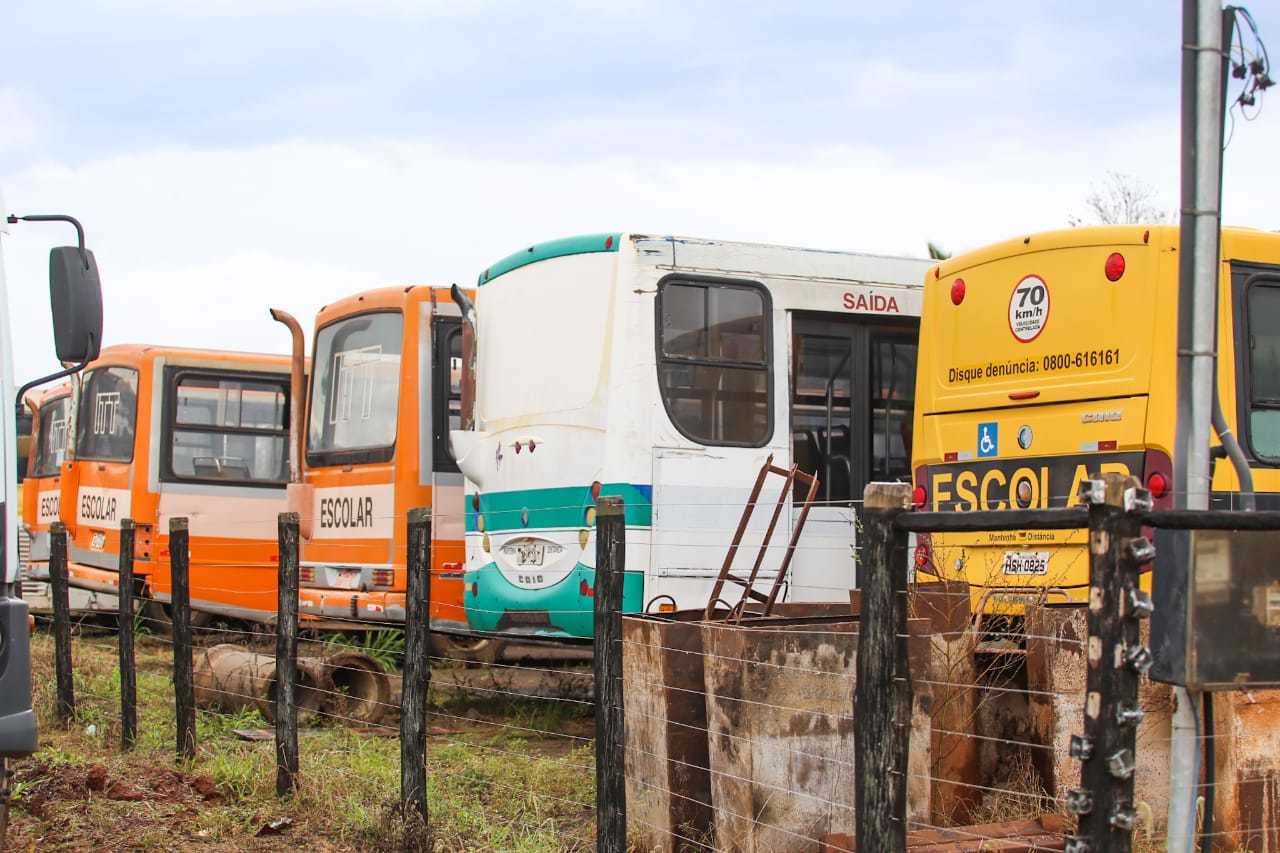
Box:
[1169,1,1229,848]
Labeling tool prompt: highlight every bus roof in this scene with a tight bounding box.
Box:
[87,343,293,368]
[478,233,929,288]
[315,284,460,329]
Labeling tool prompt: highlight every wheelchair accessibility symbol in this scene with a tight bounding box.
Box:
[977,422,998,458]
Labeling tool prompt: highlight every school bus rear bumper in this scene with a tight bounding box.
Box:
[299,588,406,623]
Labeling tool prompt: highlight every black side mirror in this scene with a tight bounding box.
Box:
[49,246,102,363]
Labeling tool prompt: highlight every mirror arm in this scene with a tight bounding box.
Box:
[6,214,89,269]
[14,334,94,418]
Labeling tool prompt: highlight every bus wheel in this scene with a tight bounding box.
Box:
[430,633,505,666]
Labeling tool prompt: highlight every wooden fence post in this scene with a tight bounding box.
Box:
[275,512,300,796]
[401,507,431,844]
[1067,474,1151,852]
[170,517,196,761]
[594,495,626,853]
[855,483,912,853]
[118,519,138,750]
[48,521,74,724]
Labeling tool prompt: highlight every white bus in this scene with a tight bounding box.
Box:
[451,233,929,640]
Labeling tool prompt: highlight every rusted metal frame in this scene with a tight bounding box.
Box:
[725,464,799,623]
[703,454,775,620]
[1067,474,1150,852]
[761,468,821,615]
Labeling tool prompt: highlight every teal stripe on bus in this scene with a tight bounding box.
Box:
[466,483,652,533]
[477,233,621,286]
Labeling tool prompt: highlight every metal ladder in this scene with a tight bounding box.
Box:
[703,454,820,622]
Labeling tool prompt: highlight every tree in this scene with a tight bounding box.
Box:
[1068,171,1171,226]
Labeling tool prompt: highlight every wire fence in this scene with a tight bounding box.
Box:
[16,473,1280,851]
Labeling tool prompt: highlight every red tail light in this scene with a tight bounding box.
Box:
[590,481,602,502]
[470,582,478,597]
[299,566,315,584]
[372,569,394,588]
[950,278,966,305]
[911,485,928,509]
[1105,252,1126,282]
[580,579,594,598]
[1143,449,1173,509]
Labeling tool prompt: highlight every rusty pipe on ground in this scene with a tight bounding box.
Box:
[268,308,306,484]
[194,644,326,724]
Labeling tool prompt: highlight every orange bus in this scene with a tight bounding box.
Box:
[274,285,498,659]
[47,344,295,625]
[18,382,100,609]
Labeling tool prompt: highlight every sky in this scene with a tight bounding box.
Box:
[1,1,1277,383]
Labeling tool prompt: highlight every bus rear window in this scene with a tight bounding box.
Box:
[1247,283,1280,460]
[308,311,403,463]
[75,367,139,463]
[31,395,72,478]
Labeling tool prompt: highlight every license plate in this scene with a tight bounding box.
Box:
[516,543,545,566]
[90,531,106,551]
[1002,551,1050,576]
[332,569,361,590]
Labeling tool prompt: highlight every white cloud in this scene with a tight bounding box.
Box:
[3,102,1277,385]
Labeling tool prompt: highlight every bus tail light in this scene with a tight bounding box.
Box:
[950,278,966,305]
[580,579,594,598]
[470,582,478,597]
[911,485,928,509]
[1143,449,1173,509]
[1105,252,1126,282]
[299,566,315,584]
[590,480,602,502]
[371,568,394,588]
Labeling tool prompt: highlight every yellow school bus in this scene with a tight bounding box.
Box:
[911,225,1280,610]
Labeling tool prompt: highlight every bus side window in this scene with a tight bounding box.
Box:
[164,371,290,486]
[1246,283,1280,460]
[656,278,772,447]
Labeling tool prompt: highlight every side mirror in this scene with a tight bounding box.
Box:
[49,246,103,363]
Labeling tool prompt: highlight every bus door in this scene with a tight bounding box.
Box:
[648,276,783,611]
[429,315,469,632]
[789,314,917,601]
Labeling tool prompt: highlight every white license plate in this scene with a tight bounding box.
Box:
[332,569,361,590]
[90,531,107,551]
[1001,551,1050,576]
[516,543,545,566]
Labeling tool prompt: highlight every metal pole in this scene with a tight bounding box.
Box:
[594,495,627,853]
[1170,1,1226,846]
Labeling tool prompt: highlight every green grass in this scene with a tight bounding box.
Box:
[10,630,595,851]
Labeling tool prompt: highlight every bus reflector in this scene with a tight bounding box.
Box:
[470,582,478,597]
[1008,390,1040,400]
[590,480,602,502]
[944,451,959,462]
[605,236,614,250]
[911,485,927,509]
[1105,252,1126,281]
[1098,440,1118,451]
[580,579,594,598]
[658,601,676,613]
[951,278,966,305]
[1147,472,1169,499]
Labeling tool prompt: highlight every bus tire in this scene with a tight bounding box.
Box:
[429,632,504,666]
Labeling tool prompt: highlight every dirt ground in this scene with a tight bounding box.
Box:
[6,630,597,852]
